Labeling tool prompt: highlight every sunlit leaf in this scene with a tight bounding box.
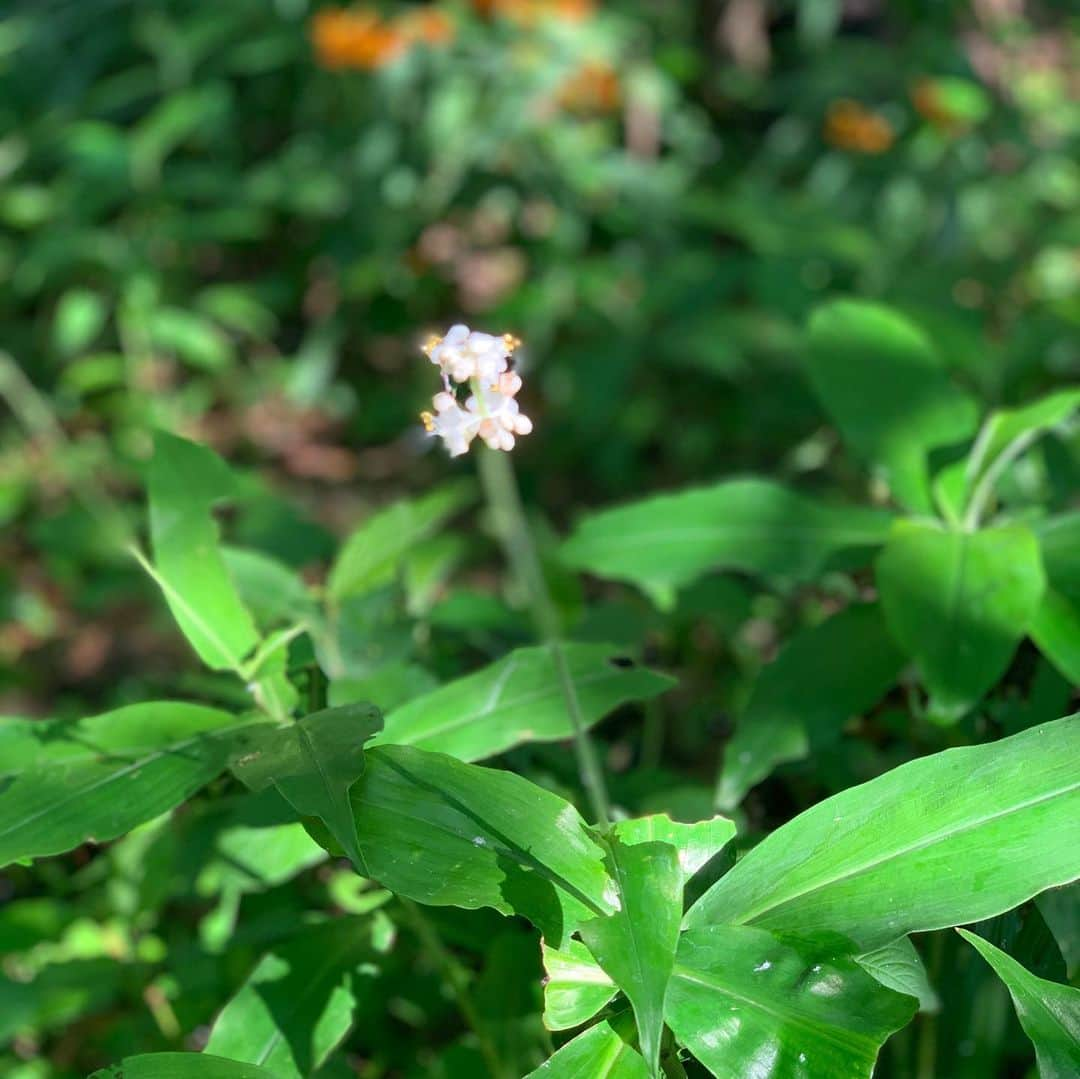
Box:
[666,926,917,1078]
[541,938,617,1032]
[958,929,1080,1079]
[686,716,1080,950]
[876,520,1045,721]
[525,1019,649,1078]
[373,644,673,762]
[805,300,978,512]
[0,704,255,866]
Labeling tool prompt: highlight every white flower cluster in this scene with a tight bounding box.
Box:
[420,324,533,457]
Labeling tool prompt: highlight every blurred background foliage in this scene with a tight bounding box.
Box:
[1,0,1078,1074]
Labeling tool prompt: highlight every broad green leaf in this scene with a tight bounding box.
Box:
[963,389,1080,521]
[146,431,259,671]
[372,645,674,762]
[90,1054,277,1079]
[205,918,376,1077]
[0,704,253,866]
[347,745,616,947]
[612,814,735,879]
[327,481,475,600]
[666,926,917,1078]
[876,520,1045,721]
[805,300,978,512]
[855,937,940,1013]
[958,929,1080,1079]
[148,307,233,370]
[525,1020,649,1078]
[1031,514,1080,684]
[231,703,382,874]
[541,938,617,1032]
[561,479,892,609]
[579,840,682,1074]
[686,716,1080,950]
[716,604,903,809]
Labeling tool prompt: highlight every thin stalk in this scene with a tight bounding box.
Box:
[476,445,611,829]
[399,898,507,1078]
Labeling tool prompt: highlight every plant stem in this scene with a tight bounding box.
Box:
[476,446,612,829]
[399,898,507,1078]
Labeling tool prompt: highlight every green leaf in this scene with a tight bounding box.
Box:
[541,938,617,1032]
[958,929,1080,1079]
[525,1020,650,1078]
[146,431,259,671]
[1031,514,1080,684]
[876,520,1045,721]
[205,919,376,1077]
[685,716,1080,950]
[89,1054,277,1079]
[346,745,615,947]
[665,926,917,1077]
[327,481,475,600]
[855,937,940,1013]
[963,388,1080,523]
[805,300,978,512]
[53,288,107,355]
[579,840,683,1074]
[716,604,903,809]
[612,814,735,880]
[221,547,317,630]
[148,307,233,371]
[0,704,253,866]
[561,479,892,609]
[372,645,674,762]
[231,703,382,874]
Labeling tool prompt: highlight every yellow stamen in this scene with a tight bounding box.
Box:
[502,333,521,354]
[421,334,442,356]
[420,410,435,432]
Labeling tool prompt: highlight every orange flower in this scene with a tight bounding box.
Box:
[310,7,408,70]
[824,99,895,154]
[472,0,592,24]
[399,5,456,47]
[558,60,620,113]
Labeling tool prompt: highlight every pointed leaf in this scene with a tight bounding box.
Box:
[855,937,939,1013]
[345,745,615,947]
[89,1054,278,1078]
[666,926,917,1077]
[805,300,978,512]
[0,704,254,866]
[231,703,382,873]
[612,814,734,880]
[716,604,903,808]
[562,479,892,608]
[958,929,1080,1079]
[146,431,259,670]
[525,1020,650,1078]
[541,938,617,1032]
[328,481,475,600]
[686,716,1080,950]
[876,520,1045,720]
[373,644,673,762]
[205,918,376,1077]
[580,840,682,1074]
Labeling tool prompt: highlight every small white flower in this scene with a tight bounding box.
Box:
[420,326,531,457]
[424,323,515,384]
[467,371,533,452]
[421,391,481,457]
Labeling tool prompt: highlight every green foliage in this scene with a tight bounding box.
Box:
[3,1,1079,1075]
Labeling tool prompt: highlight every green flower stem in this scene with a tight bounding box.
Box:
[476,445,612,830]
